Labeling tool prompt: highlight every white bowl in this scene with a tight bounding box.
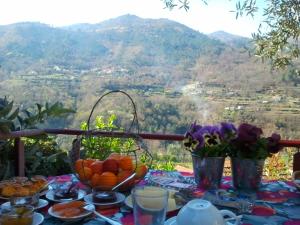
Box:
[176,199,239,225]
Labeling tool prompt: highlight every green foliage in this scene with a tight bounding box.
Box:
[264,149,294,180]
[17,102,75,130]
[150,152,175,171]
[80,114,135,160]
[0,96,74,180]
[251,1,300,69]
[0,97,18,132]
[0,140,15,180]
[24,136,72,176]
[0,97,75,132]
[163,0,300,70]
[229,137,270,160]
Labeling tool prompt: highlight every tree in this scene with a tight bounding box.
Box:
[162,0,300,71]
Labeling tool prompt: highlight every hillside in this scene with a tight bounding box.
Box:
[0,15,225,74]
[0,14,300,142]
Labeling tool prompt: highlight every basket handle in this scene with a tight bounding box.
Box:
[86,90,140,134]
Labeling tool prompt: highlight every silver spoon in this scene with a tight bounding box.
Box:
[112,172,136,191]
[83,204,121,225]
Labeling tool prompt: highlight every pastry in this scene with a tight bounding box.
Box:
[1,186,16,197]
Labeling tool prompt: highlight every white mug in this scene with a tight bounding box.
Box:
[176,199,240,225]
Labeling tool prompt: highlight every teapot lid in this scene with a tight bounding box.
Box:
[187,199,212,210]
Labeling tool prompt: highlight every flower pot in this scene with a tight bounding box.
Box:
[191,154,225,189]
[231,158,264,190]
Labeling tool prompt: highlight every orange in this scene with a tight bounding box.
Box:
[97,172,118,188]
[85,158,96,168]
[90,161,103,174]
[135,163,148,179]
[108,153,122,160]
[75,159,95,172]
[78,166,92,181]
[90,173,102,187]
[103,159,119,174]
[75,159,85,173]
[119,156,133,171]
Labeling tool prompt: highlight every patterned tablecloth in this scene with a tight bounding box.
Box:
[2,171,300,225]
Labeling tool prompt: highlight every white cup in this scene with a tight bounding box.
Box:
[176,199,240,225]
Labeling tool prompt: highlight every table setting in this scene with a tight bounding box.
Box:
[1,120,300,225]
[0,168,299,225]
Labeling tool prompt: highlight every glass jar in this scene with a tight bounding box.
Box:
[0,205,34,225]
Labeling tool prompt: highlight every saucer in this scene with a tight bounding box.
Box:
[84,192,125,206]
[164,217,235,225]
[165,217,177,225]
[48,204,94,221]
[46,189,86,202]
[33,212,44,225]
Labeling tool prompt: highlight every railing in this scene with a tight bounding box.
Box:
[1,129,300,176]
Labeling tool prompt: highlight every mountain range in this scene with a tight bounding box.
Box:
[0,14,299,141]
[0,14,250,74]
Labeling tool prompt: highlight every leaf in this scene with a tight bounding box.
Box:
[0,101,13,118]
[0,119,13,133]
[3,161,12,180]
[36,103,42,114]
[7,107,19,120]
[23,110,32,118]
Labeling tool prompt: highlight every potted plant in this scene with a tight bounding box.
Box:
[184,122,236,189]
[228,123,282,190]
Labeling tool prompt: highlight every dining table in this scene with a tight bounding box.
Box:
[1,170,300,225]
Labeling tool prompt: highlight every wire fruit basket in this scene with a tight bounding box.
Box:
[69,90,152,191]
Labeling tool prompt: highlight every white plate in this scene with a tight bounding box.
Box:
[33,212,44,225]
[46,189,86,202]
[1,199,49,210]
[164,217,235,225]
[165,217,177,225]
[84,192,125,206]
[48,204,94,221]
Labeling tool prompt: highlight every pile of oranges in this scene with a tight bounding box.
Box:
[74,153,148,190]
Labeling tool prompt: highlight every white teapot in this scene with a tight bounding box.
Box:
[176,199,240,225]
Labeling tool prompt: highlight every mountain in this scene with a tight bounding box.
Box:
[209,31,250,48]
[0,14,298,140]
[0,15,226,73]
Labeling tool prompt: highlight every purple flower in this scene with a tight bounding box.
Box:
[190,121,202,133]
[220,122,237,140]
[191,129,205,148]
[201,125,220,135]
[267,133,283,154]
[237,123,263,144]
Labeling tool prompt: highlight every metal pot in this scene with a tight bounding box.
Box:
[192,154,225,189]
[231,157,265,190]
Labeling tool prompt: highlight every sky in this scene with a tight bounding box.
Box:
[0,0,265,37]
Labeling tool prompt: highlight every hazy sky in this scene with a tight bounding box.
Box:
[0,0,265,37]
